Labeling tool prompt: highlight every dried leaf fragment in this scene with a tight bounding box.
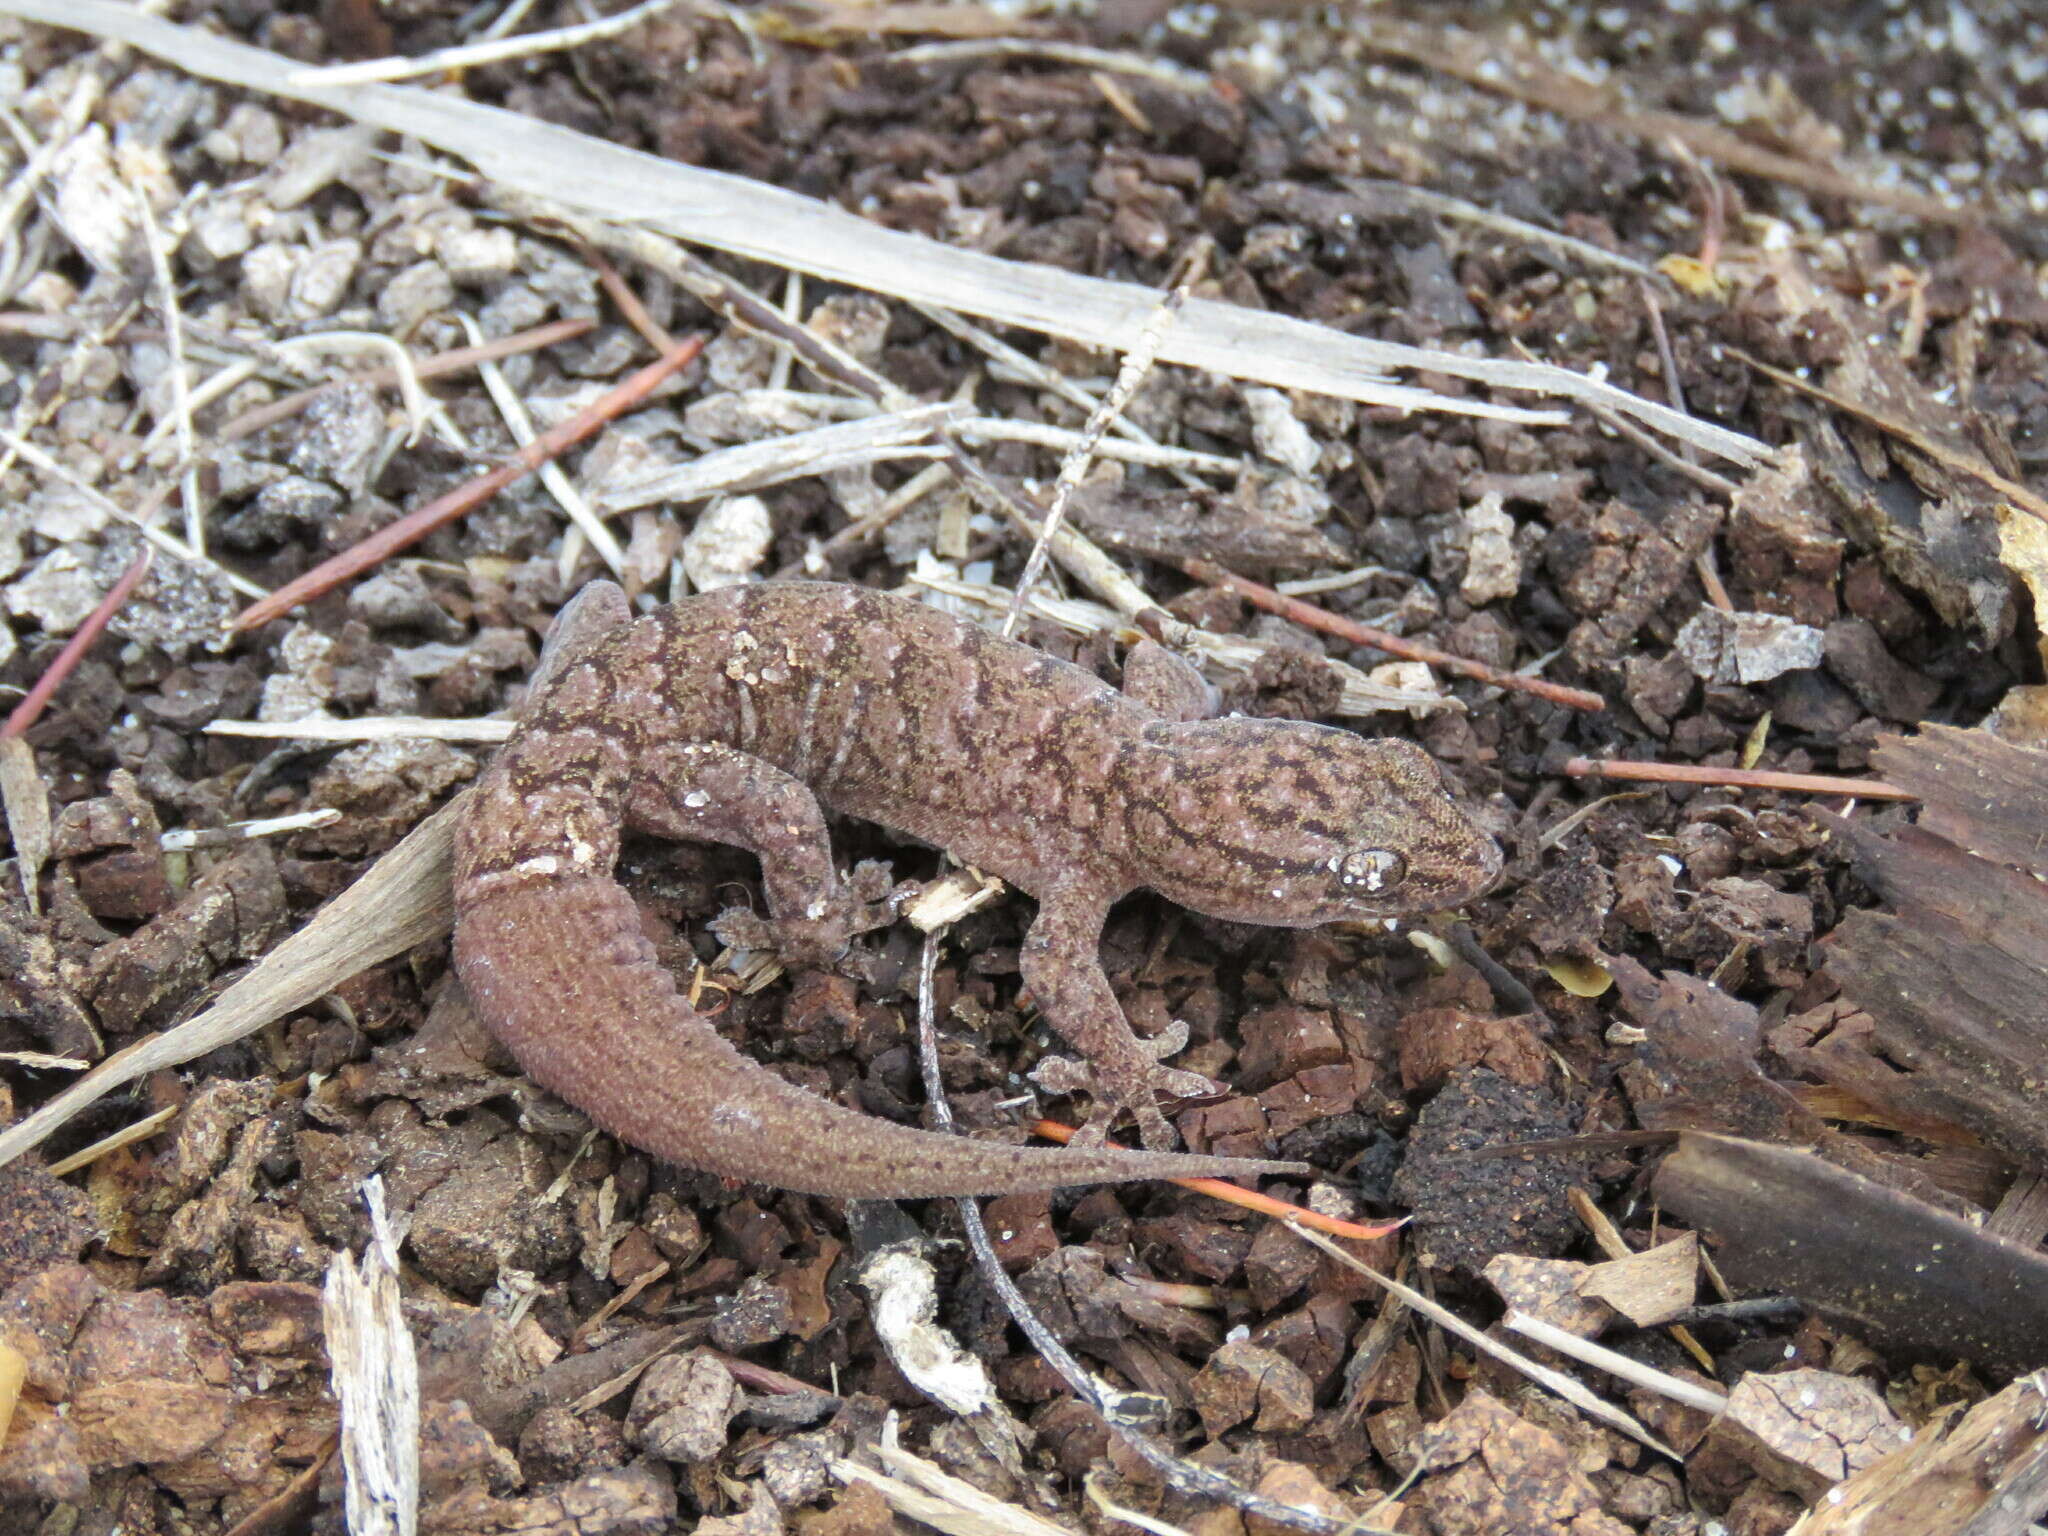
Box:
[1576,1232,1698,1328]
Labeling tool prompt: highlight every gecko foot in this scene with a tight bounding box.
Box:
[1032,1049,1224,1153]
[709,860,910,973]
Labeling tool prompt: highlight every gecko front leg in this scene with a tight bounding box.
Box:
[626,741,902,969]
[1020,884,1221,1152]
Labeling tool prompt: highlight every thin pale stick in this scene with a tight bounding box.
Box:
[290,0,689,86]
[1504,1312,1729,1414]
[459,313,626,575]
[1287,1220,1680,1459]
[130,182,206,553]
[217,317,594,442]
[1003,283,1183,639]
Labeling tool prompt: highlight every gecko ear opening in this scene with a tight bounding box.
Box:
[1336,847,1406,894]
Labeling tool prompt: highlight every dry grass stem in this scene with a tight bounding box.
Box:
[290,0,692,87]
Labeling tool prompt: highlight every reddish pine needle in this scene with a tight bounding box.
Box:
[1182,558,1607,713]
[233,335,704,631]
[3,548,154,740]
[574,238,678,355]
[1565,756,1916,800]
[1029,1118,1406,1240]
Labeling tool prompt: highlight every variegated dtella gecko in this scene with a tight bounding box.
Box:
[453,581,1502,1198]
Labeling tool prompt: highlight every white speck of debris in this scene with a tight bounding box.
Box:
[683,790,709,809]
[1657,855,1685,878]
[683,495,773,592]
[1242,387,1322,477]
[516,856,559,877]
[712,1102,763,1131]
[1458,492,1521,606]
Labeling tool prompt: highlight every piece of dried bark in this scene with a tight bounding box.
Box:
[0,1392,86,1503]
[0,1165,96,1293]
[144,1105,290,1287]
[1654,1133,2048,1377]
[398,1124,578,1295]
[710,1273,797,1353]
[1190,1340,1316,1438]
[207,1281,326,1360]
[0,907,99,1061]
[133,1077,275,1232]
[1608,958,1950,1208]
[1396,1006,1550,1094]
[52,768,173,922]
[417,1397,520,1501]
[1676,606,1824,685]
[1245,1460,1363,1536]
[1727,448,1845,628]
[1408,1389,1632,1536]
[1699,1368,1910,1503]
[1786,1371,2048,1535]
[1821,618,1943,722]
[1482,1255,1615,1340]
[1870,724,2048,880]
[1804,397,2012,647]
[628,1350,742,1464]
[420,1461,676,1536]
[81,842,289,1034]
[1815,731,2048,1174]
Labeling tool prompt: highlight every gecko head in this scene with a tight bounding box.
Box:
[1127,720,1503,925]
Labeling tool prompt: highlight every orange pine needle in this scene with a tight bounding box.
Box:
[1029,1118,1406,1241]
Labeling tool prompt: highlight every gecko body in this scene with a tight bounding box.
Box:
[453,581,1501,1197]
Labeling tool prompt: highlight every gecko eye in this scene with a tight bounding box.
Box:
[1336,848,1406,894]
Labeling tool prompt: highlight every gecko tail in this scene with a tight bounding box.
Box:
[452,878,1307,1198]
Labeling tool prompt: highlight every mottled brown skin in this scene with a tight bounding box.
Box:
[453,581,1501,1198]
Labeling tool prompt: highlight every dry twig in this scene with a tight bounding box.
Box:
[1183,558,1608,713]
[1565,757,1915,801]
